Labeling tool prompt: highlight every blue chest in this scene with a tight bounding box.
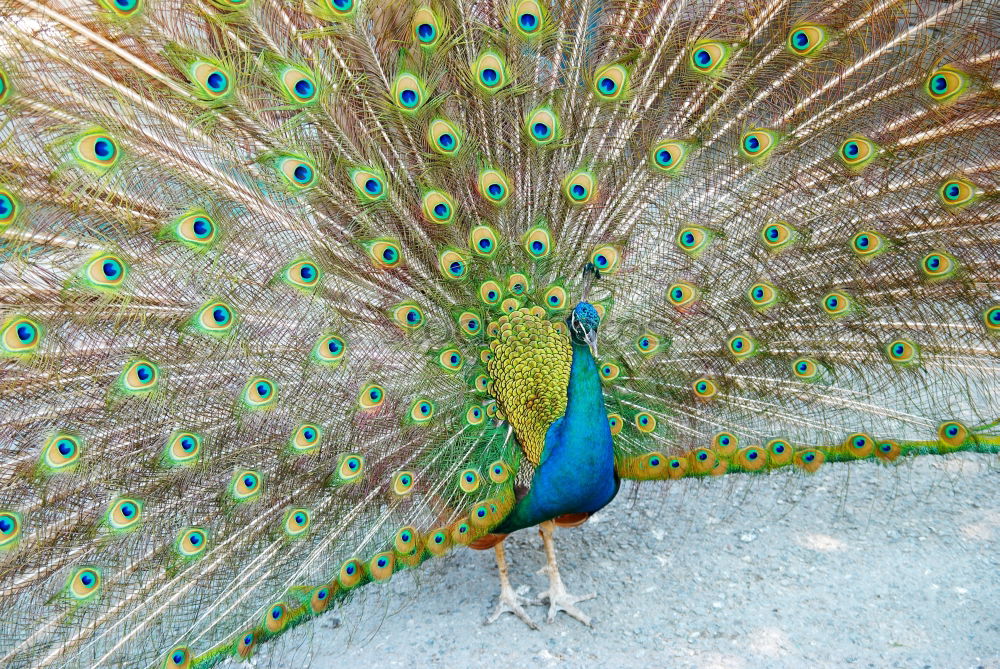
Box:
[495,342,619,533]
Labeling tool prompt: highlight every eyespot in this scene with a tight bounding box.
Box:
[736,446,766,471]
[850,230,885,257]
[368,551,395,582]
[746,282,778,309]
[821,291,852,317]
[284,508,311,537]
[666,281,699,309]
[74,130,120,172]
[282,260,321,290]
[477,280,502,305]
[0,67,8,104]
[635,333,660,354]
[844,433,874,458]
[391,303,425,332]
[713,431,739,455]
[276,155,317,190]
[791,357,820,381]
[938,178,980,208]
[336,454,365,482]
[42,433,82,472]
[427,118,461,155]
[1,317,41,355]
[338,558,363,588]
[290,423,322,453]
[593,64,628,100]
[727,334,758,359]
[103,497,142,532]
[436,347,463,372]
[392,72,426,111]
[984,305,1000,332]
[165,431,202,465]
[542,285,567,311]
[676,225,713,257]
[477,169,510,205]
[693,377,717,399]
[230,470,263,501]
[920,251,958,279]
[120,360,159,394]
[241,377,277,409]
[413,7,442,47]
[280,67,317,105]
[794,448,825,473]
[468,225,499,257]
[314,334,346,364]
[525,106,559,146]
[264,603,290,634]
[457,311,481,335]
[393,526,420,557]
[838,136,878,169]
[425,528,451,556]
[67,567,101,601]
[321,0,354,18]
[84,253,128,289]
[189,60,232,100]
[937,421,968,449]
[739,129,778,162]
[590,245,619,274]
[925,66,969,104]
[633,412,655,433]
[409,398,435,423]
[563,169,596,204]
[0,187,21,227]
[488,460,510,484]
[650,140,692,174]
[0,511,23,549]
[474,374,491,394]
[439,249,468,280]
[507,273,529,295]
[194,300,235,335]
[875,440,901,462]
[607,413,622,436]
[473,51,509,92]
[310,585,333,614]
[599,361,621,382]
[358,383,385,409]
[422,190,456,224]
[786,25,828,56]
[366,239,403,269]
[236,632,256,659]
[164,646,192,669]
[465,405,485,425]
[100,0,141,16]
[689,41,731,75]
[761,221,796,251]
[512,0,545,36]
[593,303,607,321]
[349,167,388,202]
[389,471,416,498]
[884,338,919,365]
[772,438,804,466]
[519,225,552,259]
[172,212,217,247]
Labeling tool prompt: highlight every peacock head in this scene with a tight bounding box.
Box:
[569,302,600,358]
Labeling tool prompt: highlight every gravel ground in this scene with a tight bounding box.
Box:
[243,454,998,669]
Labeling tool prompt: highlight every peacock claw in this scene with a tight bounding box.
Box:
[487,583,539,630]
[535,572,595,626]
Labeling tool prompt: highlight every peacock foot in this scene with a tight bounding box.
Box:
[486,541,539,629]
[535,520,595,626]
[487,581,539,630]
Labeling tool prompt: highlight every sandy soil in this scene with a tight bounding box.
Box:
[242,454,998,669]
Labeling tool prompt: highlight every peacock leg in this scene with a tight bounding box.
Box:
[535,520,596,625]
[486,540,539,629]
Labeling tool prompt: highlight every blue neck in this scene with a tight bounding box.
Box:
[495,341,618,533]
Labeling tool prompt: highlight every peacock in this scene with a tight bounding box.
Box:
[0,0,997,665]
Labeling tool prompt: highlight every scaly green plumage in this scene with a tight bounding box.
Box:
[0,0,998,666]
